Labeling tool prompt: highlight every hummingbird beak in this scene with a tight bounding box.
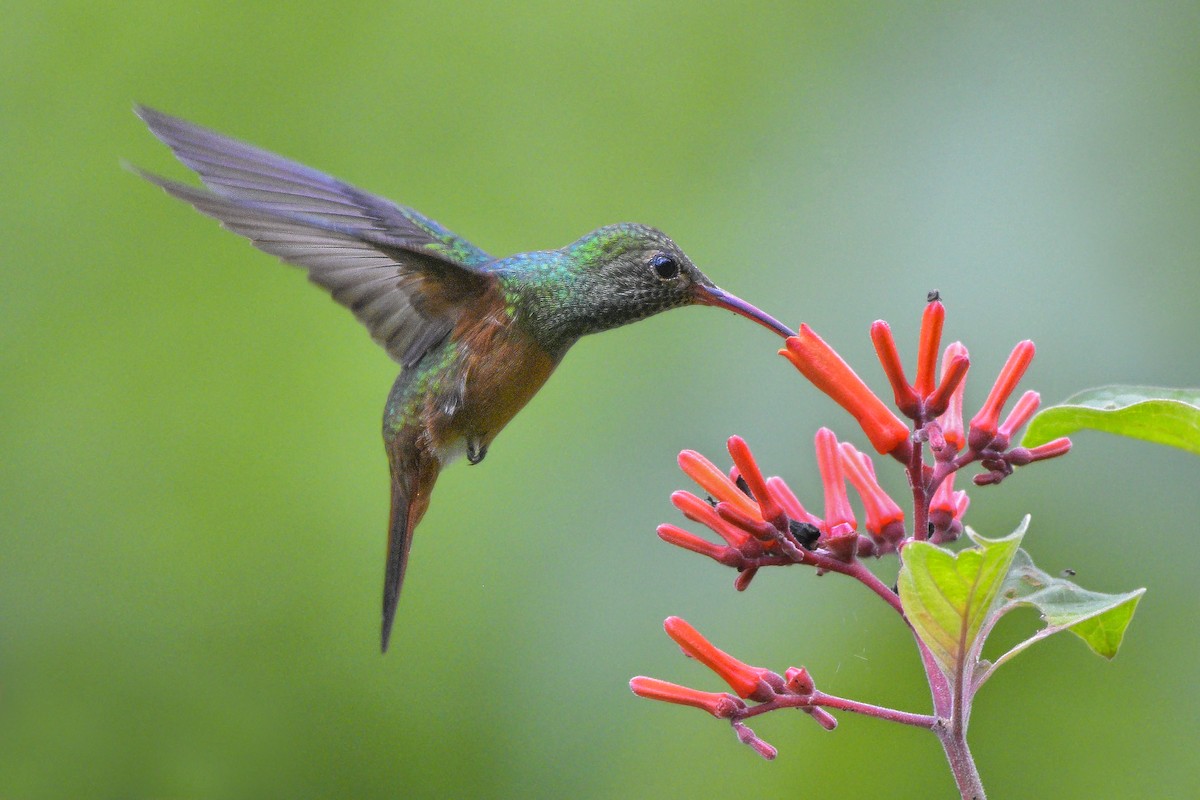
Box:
[693,285,796,338]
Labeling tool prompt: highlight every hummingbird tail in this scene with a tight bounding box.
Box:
[381,454,438,653]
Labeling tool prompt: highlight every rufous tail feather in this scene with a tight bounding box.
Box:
[381,454,438,653]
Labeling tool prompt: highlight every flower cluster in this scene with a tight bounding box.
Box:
[632,299,1072,758]
[630,618,843,761]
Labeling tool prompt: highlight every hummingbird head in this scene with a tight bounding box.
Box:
[504,223,793,353]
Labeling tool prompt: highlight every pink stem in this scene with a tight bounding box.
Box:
[809,691,936,729]
[735,691,935,730]
[936,724,987,799]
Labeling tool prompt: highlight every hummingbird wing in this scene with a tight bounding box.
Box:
[134,106,493,368]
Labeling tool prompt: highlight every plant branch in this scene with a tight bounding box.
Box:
[734,690,935,729]
[807,691,936,729]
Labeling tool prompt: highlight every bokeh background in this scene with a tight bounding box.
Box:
[4,2,1199,797]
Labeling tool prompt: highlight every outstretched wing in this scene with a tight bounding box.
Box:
[134,106,494,367]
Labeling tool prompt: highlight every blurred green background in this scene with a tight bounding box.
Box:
[4,2,1199,797]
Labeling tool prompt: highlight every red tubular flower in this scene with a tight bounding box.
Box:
[839,442,905,543]
[727,436,785,528]
[914,300,945,398]
[814,429,856,535]
[663,617,777,700]
[926,353,969,420]
[716,501,779,544]
[955,488,969,516]
[781,326,911,458]
[928,471,968,540]
[968,340,1035,450]
[764,476,822,527]
[997,390,1041,446]
[929,472,956,518]
[870,320,919,417]
[1007,437,1072,465]
[629,676,745,718]
[678,450,760,519]
[657,524,740,566]
[671,491,754,549]
[935,341,969,451]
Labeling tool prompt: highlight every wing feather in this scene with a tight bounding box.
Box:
[134,106,495,366]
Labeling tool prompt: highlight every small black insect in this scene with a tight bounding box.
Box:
[927,290,941,303]
[788,519,822,550]
[735,474,754,499]
[1061,568,1077,577]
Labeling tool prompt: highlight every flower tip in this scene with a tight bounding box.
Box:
[734,567,757,591]
[677,449,760,519]
[1009,436,1072,465]
[629,676,744,718]
[662,617,771,700]
[657,524,733,563]
[782,326,912,454]
[807,707,839,731]
[915,300,946,396]
[726,435,786,527]
[870,318,919,416]
[926,354,969,418]
[969,339,1038,443]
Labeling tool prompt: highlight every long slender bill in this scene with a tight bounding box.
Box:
[693,285,795,338]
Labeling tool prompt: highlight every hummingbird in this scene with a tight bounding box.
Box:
[132,106,795,652]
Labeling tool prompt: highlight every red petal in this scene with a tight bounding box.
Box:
[781,327,911,456]
[814,429,856,533]
[839,442,904,537]
[678,450,761,519]
[629,676,744,718]
[935,342,969,450]
[914,301,945,398]
[671,491,753,548]
[969,340,1035,448]
[727,436,785,528]
[664,617,772,700]
[870,320,919,416]
[657,524,736,564]
[997,390,1041,443]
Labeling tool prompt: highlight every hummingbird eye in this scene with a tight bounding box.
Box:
[650,253,680,280]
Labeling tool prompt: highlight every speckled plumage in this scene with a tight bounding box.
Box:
[133,107,793,652]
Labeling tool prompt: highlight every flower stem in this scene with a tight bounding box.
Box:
[908,430,929,540]
[808,691,935,729]
[735,690,934,729]
[936,724,986,800]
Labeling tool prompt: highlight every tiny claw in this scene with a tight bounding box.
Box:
[467,439,488,465]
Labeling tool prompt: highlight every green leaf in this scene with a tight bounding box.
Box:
[1022,384,1200,455]
[898,519,1027,680]
[982,550,1146,680]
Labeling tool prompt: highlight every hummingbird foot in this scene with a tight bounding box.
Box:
[467,438,488,465]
